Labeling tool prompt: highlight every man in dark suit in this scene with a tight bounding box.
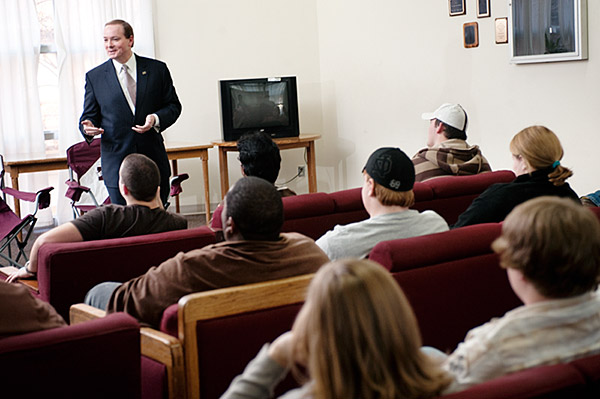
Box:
[79,19,181,206]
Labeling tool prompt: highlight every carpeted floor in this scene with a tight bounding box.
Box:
[1,211,208,267]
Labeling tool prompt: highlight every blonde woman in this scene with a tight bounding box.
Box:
[453,125,579,228]
[221,259,451,399]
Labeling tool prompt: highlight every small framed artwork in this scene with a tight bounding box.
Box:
[477,0,491,18]
[449,0,466,16]
[463,22,479,48]
[495,17,508,44]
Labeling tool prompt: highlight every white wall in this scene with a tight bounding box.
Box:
[153,0,322,209]
[315,0,599,195]
[154,0,599,211]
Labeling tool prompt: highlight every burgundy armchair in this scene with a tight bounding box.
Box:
[0,312,141,398]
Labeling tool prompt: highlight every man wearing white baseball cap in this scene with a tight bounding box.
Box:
[412,103,491,182]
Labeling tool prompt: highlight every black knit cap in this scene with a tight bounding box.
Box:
[363,147,415,192]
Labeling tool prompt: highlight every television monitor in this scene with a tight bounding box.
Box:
[219,76,300,142]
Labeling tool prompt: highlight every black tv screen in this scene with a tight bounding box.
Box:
[220,76,299,141]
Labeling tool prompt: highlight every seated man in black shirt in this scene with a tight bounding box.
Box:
[6,153,187,282]
[237,131,296,197]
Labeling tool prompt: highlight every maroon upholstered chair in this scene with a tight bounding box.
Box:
[412,170,515,225]
[369,223,521,352]
[589,205,600,221]
[71,273,313,399]
[177,274,313,399]
[570,353,600,398]
[211,170,515,239]
[37,225,217,320]
[0,312,141,398]
[369,223,503,272]
[439,362,587,399]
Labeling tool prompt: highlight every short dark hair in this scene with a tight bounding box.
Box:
[105,19,134,39]
[492,196,600,299]
[119,154,160,202]
[237,131,281,184]
[435,119,467,141]
[224,176,284,241]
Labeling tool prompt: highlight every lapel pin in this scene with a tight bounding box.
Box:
[142,71,147,75]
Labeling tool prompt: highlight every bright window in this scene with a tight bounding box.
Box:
[36,0,59,154]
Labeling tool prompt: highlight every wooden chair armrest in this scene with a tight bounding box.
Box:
[69,304,186,399]
[70,303,106,324]
[141,328,186,399]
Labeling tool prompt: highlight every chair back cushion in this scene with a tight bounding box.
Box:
[439,362,586,399]
[37,226,216,320]
[195,303,303,398]
[369,223,502,272]
[0,312,141,398]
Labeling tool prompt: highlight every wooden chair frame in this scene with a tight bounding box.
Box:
[177,273,314,399]
[69,273,314,399]
[70,304,186,399]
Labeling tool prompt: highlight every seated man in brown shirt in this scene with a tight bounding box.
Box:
[6,153,187,283]
[0,281,66,337]
[85,176,330,328]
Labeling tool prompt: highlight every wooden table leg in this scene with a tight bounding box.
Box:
[306,141,317,193]
[201,152,211,225]
[9,173,22,218]
[218,148,229,200]
[171,160,180,213]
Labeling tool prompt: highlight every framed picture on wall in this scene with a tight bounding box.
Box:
[449,0,466,16]
[509,0,588,63]
[463,22,479,48]
[477,0,491,18]
[495,17,508,44]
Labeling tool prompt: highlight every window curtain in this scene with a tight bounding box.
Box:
[0,0,50,221]
[0,0,45,156]
[53,0,154,223]
[513,0,575,56]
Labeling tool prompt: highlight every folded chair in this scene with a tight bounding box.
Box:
[66,139,190,215]
[0,154,53,267]
[65,138,109,218]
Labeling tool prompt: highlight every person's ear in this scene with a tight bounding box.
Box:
[434,122,445,135]
[120,182,129,197]
[223,216,236,239]
[365,176,376,197]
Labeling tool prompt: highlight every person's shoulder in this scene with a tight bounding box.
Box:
[77,203,116,218]
[0,281,30,297]
[440,139,469,148]
[280,231,318,243]
[164,210,188,228]
[87,60,112,77]
[418,209,446,220]
[136,55,167,69]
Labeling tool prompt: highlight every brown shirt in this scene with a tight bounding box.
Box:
[71,203,187,241]
[107,232,329,327]
[0,282,66,337]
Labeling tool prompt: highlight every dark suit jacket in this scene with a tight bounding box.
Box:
[79,55,182,196]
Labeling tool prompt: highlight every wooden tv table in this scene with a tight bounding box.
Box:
[212,134,321,199]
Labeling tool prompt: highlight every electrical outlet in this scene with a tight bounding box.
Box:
[297,166,306,177]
